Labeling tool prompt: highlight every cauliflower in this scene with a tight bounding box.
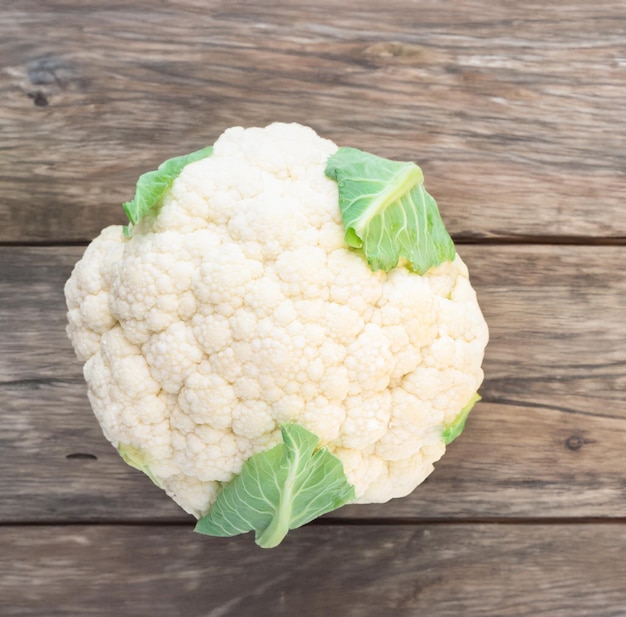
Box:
[65,122,488,547]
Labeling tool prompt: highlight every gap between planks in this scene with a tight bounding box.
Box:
[2,517,626,528]
[1,236,626,248]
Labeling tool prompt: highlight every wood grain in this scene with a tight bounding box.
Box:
[1,244,625,521]
[2,524,625,617]
[3,2,625,615]
[1,1,625,242]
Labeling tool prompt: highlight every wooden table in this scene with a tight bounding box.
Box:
[2,2,625,615]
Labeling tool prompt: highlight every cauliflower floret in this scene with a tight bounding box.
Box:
[65,122,488,519]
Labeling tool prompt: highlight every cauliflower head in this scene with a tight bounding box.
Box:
[65,122,488,547]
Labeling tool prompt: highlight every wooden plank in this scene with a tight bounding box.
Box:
[2,523,625,616]
[1,244,625,521]
[0,248,77,383]
[1,1,625,241]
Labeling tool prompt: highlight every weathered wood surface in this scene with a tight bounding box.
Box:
[2,1,625,614]
[2,245,624,521]
[1,1,625,242]
[2,524,625,617]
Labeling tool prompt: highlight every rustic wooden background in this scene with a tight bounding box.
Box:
[1,1,625,615]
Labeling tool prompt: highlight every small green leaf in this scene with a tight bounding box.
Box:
[325,147,455,273]
[195,424,355,548]
[118,443,163,488]
[442,393,481,445]
[123,146,213,225]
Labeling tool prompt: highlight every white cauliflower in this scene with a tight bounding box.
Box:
[65,122,488,548]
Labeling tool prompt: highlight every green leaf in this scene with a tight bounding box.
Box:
[118,443,164,488]
[442,393,481,445]
[325,147,455,273]
[195,424,355,548]
[122,146,213,225]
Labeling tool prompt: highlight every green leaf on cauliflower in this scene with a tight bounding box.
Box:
[324,147,455,273]
[123,146,213,226]
[442,392,481,445]
[195,424,355,548]
[118,443,164,489]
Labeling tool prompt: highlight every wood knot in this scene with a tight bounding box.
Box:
[565,435,585,451]
[27,91,49,107]
[26,55,86,94]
